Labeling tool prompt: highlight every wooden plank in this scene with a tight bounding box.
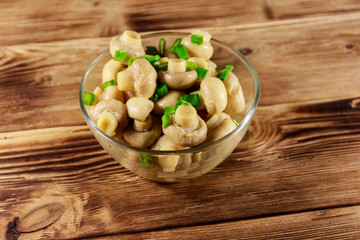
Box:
[266,0,360,19]
[94,205,360,240]
[1,13,360,133]
[1,96,360,239]
[0,0,268,46]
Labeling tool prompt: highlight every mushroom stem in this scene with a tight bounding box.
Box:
[120,30,142,47]
[175,105,198,129]
[133,115,153,132]
[168,59,186,72]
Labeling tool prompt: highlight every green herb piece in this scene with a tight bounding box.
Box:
[146,46,160,56]
[128,54,137,66]
[114,50,127,61]
[83,92,95,106]
[159,37,166,56]
[151,93,159,102]
[186,61,197,71]
[102,79,115,89]
[191,34,203,45]
[174,44,189,60]
[139,153,157,169]
[154,61,168,71]
[195,65,208,80]
[164,106,176,115]
[170,38,182,53]
[143,54,162,64]
[162,114,172,128]
[180,94,201,107]
[175,99,191,109]
[232,119,239,127]
[157,83,168,99]
[217,65,234,81]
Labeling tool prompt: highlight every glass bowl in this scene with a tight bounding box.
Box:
[79,31,260,182]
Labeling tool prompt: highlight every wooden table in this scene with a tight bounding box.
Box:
[1,0,360,239]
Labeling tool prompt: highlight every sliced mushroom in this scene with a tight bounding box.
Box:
[127,58,157,98]
[163,105,207,147]
[109,30,145,60]
[223,71,246,115]
[200,77,228,115]
[158,59,197,90]
[90,99,128,131]
[123,115,162,148]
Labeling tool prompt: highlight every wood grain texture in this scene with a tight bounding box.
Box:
[1,13,360,133]
[94,205,360,239]
[1,96,359,239]
[266,0,360,19]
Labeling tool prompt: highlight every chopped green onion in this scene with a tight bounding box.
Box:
[186,61,197,71]
[162,114,172,128]
[146,46,160,56]
[195,65,208,80]
[180,94,201,107]
[114,50,127,61]
[139,153,157,169]
[174,44,189,60]
[102,79,115,89]
[128,54,137,66]
[175,99,191,109]
[151,93,159,102]
[154,61,168,71]
[191,34,203,45]
[217,65,234,81]
[164,106,176,115]
[143,54,162,64]
[83,92,95,106]
[159,37,166,56]
[157,83,168,99]
[232,119,239,127]
[170,38,181,53]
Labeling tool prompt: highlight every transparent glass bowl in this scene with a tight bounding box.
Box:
[79,31,260,182]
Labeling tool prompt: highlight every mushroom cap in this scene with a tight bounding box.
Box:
[163,115,207,147]
[223,72,246,115]
[109,36,145,58]
[123,115,162,148]
[90,99,128,130]
[158,70,197,90]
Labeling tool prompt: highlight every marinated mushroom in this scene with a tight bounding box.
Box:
[126,97,154,121]
[223,71,246,115]
[123,115,162,148]
[103,85,124,103]
[127,58,157,98]
[90,99,129,131]
[200,77,228,115]
[182,30,213,60]
[163,104,207,147]
[187,57,217,77]
[153,90,185,115]
[102,59,123,84]
[158,59,197,90]
[109,30,145,60]
[206,118,237,143]
[206,112,231,130]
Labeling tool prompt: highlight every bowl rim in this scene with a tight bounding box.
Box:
[79,31,260,155]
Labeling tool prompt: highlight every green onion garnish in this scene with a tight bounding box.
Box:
[146,46,160,56]
[114,50,127,61]
[102,79,115,89]
[157,83,168,99]
[186,61,197,71]
[162,114,172,128]
[217,65,234,81]
[164,106,176,115]
[154,61,168,71]
[128,54,137,66]
[151,93,159,102]
[143,54,162,64]
[159,37,166,56]
[191,34,203,45]
[175,99,191,109]
[139,153,157,169]
[180,94,201,107]
[83,92,95,106]
[174,44,189,60]
[195,65,208,80]
[232,119,239,127]
[170,38,181,53]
